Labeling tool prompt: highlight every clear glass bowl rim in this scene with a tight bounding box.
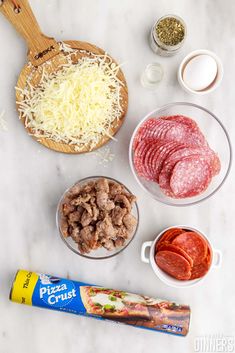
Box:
[56,176,140,260]
[129,102,233,207]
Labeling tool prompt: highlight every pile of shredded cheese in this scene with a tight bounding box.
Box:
[16,49,123,151]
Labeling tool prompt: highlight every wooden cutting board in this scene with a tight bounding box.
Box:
[0,0,128,153]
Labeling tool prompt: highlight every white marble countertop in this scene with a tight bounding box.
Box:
[0,0,235,352]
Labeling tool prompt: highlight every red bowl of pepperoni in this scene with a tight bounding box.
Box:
[129,102,232,206]
[141,226,222,288]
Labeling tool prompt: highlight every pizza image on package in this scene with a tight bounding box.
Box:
[80,286,150,320]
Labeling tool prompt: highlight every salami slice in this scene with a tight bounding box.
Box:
[159,146,219,197]
[148,141,167,177]
[151,120,170,137]
[157,244,194,267]
[133,119,165,148]
[161,115,207,146]
[166,125,206,147]
[158,160,177,197]
[142,144,158,180]
[155,250,192,280]
[172,232,208,266]
[134,139,167,180]
[151,141,182,181]
[169,156,212,198]
[209,151,221,176]
[170,145,218,174]
[162,115,199,130]
[133,119,159,149]
[147,141,167,179]
[134,138,156,178]
[157,121,177,139]
[158,146,201,196]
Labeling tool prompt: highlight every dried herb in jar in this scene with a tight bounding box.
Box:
[156,17,185,46]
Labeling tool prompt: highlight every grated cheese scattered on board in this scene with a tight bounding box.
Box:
[16,48,124,151]
[59,41,75,53]
[92,146,115,166]
[0,110,8,131]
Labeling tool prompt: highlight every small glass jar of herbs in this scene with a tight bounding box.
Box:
[150,15,187,56]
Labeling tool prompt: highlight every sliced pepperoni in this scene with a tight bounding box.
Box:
[190,245,212,279]
[169,156,212,198]
[157,243,194,267]
[190,251,209,279]
[155,250,192,280]
[206,245,212,267]
[190,261,209,280]
[155,228,184,250]
[172,232,208,266]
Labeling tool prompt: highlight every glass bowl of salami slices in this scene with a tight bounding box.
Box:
[129,102,232,206]
[141,226,222,288]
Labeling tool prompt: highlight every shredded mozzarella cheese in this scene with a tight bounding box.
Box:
[92,146,115,166]
[0,110,7,131]
[16,49,124,151]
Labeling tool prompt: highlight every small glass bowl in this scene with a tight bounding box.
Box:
[129,102,232,207]
[141,63,164,89]
[56,176,139,259]
[150,14,187,56]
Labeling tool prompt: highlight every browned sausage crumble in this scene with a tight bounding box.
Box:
[59,178,137,254]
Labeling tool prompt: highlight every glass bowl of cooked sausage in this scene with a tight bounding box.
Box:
[56,176,139,259]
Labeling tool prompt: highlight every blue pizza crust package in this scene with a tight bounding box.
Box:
[10,270,190,336]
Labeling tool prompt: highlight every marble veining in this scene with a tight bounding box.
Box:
[0,0,235,352]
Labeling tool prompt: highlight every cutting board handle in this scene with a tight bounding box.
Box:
[0,0,60,66]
